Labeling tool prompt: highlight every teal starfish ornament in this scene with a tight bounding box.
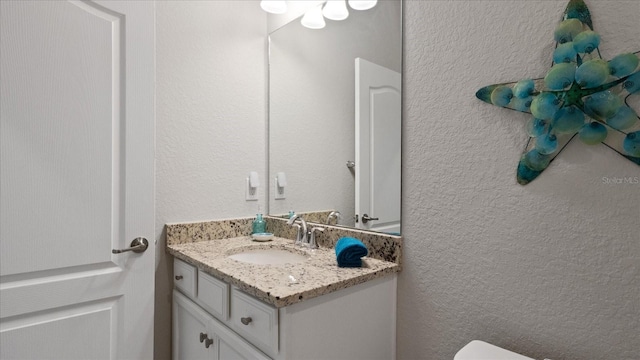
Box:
[476,0,640,185]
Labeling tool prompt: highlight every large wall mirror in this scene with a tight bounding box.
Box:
[268,1,402,234]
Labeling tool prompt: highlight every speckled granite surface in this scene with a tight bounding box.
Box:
[269,210,333,224]
[166,218,253,244]
[265,216,402,265]
[167,236,399,308]
[166,217,402,265]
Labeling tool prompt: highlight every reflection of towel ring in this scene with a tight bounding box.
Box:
[346,161,355,169]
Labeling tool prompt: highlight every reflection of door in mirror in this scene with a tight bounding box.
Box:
[355,58,401,234]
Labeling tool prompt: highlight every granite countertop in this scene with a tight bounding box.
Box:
[167,236,399,308]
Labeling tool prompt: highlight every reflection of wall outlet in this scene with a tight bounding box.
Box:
[274,180,285,200]
[245,178,258,201]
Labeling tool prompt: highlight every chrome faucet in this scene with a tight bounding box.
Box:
[309,226,324,249]
[326,211,341,225]
[287,214,308,246]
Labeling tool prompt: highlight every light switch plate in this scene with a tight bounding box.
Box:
[274,180,285,200]
[245,178,258,201]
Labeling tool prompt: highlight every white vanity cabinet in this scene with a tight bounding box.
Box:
[174,290,270,360]
[172,258,397,360]
[173,260,270,360]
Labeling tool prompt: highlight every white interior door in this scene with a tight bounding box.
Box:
[0,1,155,359]
[355,58,401,234]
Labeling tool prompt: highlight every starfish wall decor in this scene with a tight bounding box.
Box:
[476,0,640,185]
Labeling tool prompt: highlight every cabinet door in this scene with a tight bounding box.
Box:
[218,340,249,360]
[173,291,217,360]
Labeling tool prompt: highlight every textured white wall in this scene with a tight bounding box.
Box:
[400,1,640,359]
[153,1,639,359]
[154,2,266,358]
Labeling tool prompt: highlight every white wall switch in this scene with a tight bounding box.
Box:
[245,177,258,201]
[274,177,285,200]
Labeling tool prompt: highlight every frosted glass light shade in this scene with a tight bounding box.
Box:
[260,0,287,14]
[323,0,349,21]
[301,6,326,29]
[348,0,377,11]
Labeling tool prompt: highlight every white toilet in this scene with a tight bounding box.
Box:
[455,340,535,360]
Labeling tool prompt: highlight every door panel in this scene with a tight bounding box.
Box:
[355,58,401,234]
[1,298,118,359]
[0,1,154,358]
[1,0,116,276]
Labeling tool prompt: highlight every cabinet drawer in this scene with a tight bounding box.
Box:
[173,259,197,298]
[197,269,229,321]
[230,287,278,356]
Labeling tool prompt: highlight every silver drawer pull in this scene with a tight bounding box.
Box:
[240,317,252,325]
[175,275,183,280]
[112,237,149,254]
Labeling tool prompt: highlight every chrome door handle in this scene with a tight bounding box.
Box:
[361,214,379,224]
[112,237,149,254]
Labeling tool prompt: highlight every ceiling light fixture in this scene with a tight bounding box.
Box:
[261,1,377,30]
[323,0,349,21]
[348,0,377,11]
[260,0,287,14]
[301,5,326,29]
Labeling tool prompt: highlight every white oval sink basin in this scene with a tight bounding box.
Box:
[227,248,308,265]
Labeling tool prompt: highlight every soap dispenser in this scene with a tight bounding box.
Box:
[252,210,266,234]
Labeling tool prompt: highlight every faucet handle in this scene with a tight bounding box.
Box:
[291,223,303,246]
[326,211,342,225]
[309,227,325,249]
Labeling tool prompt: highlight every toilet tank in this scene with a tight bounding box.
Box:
[455,340,535,360]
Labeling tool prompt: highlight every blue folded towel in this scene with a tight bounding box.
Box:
[335,237,368,268]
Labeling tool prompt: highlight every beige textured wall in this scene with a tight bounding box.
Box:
[155,2,266,358]
[400,1,640,359]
